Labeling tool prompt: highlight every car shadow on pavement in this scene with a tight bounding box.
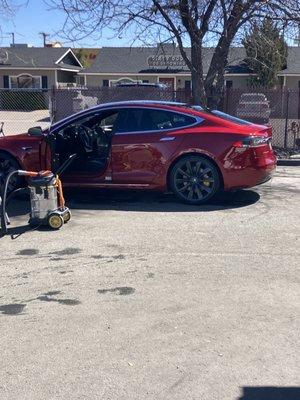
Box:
[65,188,260,213]
[4,188,260,220]
[239,387,300,400]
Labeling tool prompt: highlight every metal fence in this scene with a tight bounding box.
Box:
[50,86,191,122]
[224,88,300,149]
[0,86,300,150]
[0,89,50,136]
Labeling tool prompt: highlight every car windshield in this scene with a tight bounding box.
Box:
[240,94,266,102]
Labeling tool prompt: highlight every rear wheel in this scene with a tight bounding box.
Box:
[170,155,220,205]
[0,153,21,194]
[63,210,71,223]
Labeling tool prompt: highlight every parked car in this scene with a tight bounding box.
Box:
[0,100,276,205]
[236,93,271,123]
[115,82,168,89]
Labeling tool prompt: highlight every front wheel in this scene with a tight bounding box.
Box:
[48,213,64,230]
[170,155,220,205]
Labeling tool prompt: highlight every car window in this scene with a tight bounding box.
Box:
[115,108,197,133]
[209,110,252,125]
[99,111,119,133]
[116,109,144,132]
[54,110,119,135]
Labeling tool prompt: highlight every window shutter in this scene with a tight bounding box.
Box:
[42,76,48,89]
[3,75,9,88]
[103,79,109,87]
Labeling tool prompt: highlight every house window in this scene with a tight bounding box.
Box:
[184,80,191,90]
[10,74,41,89]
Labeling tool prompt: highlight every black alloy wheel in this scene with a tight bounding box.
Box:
[170,155,220,205]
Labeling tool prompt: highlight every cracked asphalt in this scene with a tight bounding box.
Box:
[0,166,299,400]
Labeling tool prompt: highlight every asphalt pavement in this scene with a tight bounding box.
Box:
[0,166,299,400]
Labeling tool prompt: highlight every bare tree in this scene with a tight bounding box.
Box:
[0,0,25,43]
[0,0,23,18]
[48,0,300,107]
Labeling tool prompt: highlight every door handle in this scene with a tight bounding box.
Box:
[159,137,176,142]
[22,146,33,151]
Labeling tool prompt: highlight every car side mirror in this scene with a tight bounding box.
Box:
[28,126,43,137]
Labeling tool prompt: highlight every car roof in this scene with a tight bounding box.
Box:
[99,100,187,108]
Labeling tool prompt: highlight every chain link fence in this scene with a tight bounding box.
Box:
[0,89,50,136]
[50,86,192,123]
[0,86,300,151]
[224,88,300,149]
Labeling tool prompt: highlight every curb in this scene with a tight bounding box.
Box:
[277,159,300,166]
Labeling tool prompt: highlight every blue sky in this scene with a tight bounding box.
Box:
[0,0,124,48]
[1,1,296,49]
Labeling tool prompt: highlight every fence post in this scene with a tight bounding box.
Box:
[298,82,300,119]
[50,85,56,123]
[284,90,290,149]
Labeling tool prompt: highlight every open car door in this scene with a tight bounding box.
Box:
[39,129,58,172]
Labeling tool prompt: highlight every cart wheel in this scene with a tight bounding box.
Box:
[48,213,64,230]
[63,211,71,223]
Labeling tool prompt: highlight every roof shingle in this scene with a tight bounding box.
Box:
[0,47,81,69]
[82,46,247,74]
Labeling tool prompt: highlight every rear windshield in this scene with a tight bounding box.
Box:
[209,110,252,125]
[191,106,251,125]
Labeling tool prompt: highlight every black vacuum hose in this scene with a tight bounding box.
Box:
[0,170,19,235]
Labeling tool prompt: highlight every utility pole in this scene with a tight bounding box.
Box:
[9,32,15,46]
[39,32,50,47]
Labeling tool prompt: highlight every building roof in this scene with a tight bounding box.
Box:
[0,47,82,70]
[279,47,300,75]
[82,45,248,75]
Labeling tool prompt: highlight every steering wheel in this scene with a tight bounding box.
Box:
[63,125,78,141]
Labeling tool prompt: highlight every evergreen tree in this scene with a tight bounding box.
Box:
[243,20,287,88]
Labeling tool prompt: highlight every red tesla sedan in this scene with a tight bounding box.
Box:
[0,101,276,205]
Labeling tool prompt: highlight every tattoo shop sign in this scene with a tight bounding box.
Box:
[147,54,186,68]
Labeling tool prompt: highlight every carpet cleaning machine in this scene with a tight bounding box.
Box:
[0,154,76,235]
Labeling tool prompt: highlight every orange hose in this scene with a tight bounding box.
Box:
[56,177,65,208]
[25,170,52,177]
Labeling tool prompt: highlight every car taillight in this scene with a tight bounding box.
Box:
[233,136,270,148]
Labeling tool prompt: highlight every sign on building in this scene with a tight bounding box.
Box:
[147,55,186,68]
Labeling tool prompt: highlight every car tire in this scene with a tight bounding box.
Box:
[0,153,21,194]
[170,155,220,205]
